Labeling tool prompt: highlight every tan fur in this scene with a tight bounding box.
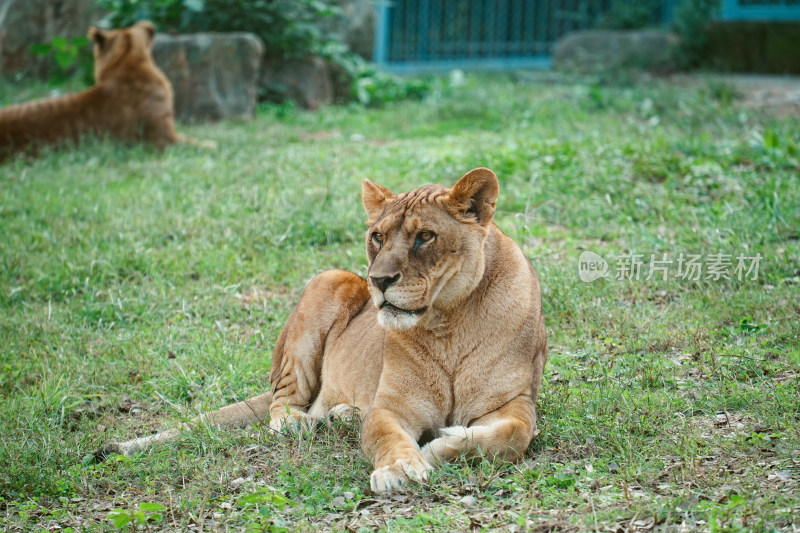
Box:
[98,168,547,493]
[0,21,214,161]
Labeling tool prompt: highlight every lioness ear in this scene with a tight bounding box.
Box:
[362,179,395,225]
[448,167,499,226]
[87,27,106,48]
[134,20,156,42]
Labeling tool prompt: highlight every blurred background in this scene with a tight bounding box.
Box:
[1,0,798,117]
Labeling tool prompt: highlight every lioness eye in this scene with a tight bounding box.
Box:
[417,231,435,243]
[372,233,384,246]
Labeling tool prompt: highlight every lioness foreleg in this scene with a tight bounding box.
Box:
[362,407,433,493]
[421,396,536,464]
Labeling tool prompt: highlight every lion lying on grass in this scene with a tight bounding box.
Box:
[99,168,547,493]
[0,21,214,161]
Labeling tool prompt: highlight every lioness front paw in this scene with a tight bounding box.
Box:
[369,456,432,493]
[421,425,471,463]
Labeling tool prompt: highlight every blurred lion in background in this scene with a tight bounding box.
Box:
[0,20,214,161]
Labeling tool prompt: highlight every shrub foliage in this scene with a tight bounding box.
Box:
[97,0,339,59]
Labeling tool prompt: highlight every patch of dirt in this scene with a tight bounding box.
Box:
[676,73,800,117]
[770,368,799,385]
[679,411,799,493]
[725,75,800,117]
[235,286,290,306]
[93,397,168,443]
[686,410,764,439]
[298,129,343,141]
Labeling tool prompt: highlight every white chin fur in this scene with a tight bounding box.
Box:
[377,308,421,330]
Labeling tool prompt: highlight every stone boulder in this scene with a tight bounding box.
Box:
[260,56,333,110]
[0,0,101,79]
[323,0,376,60]
[553,30,680,73]
[152,32,263,123]
[260,0,374,108]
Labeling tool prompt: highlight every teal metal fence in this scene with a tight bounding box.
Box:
[373,0,677,72]
[373,0,800,72]
[721,0,800,20]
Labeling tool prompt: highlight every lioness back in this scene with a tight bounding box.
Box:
[0,21,178,160]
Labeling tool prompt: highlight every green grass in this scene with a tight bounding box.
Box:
[1,73,799,531]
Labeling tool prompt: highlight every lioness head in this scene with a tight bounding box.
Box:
[87,20,156,82]
[362,168,499,330]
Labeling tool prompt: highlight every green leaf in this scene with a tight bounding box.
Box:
[29,43,52,56]
[763,129,780,150]
[54,49,76,70]
[728,493,745,505]
[238,488,298,509]
[238,491,272,506]
[139,502,166,512]
[51,35,68,48]
[107,510,131,529]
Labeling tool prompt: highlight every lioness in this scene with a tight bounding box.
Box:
[100,168,547,493]
[0,21,213,161]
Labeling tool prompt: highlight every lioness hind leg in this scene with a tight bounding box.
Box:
[421,396,537,464]
[269,270,371,432]
[97,270,369,458]
[326,403,360,424]
[95,391,273,460]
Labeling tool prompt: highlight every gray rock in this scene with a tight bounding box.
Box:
[261,55,333,110]
[324,0,375,60]
[152,32,263,123]
[229,476,250,489]
[331,496,345,507]
[553,29,680,73]
[459,495,477,506]
[255,0,375,109]
[0,0,101,79]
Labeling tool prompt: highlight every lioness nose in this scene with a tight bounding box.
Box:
[370,274,399,293]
